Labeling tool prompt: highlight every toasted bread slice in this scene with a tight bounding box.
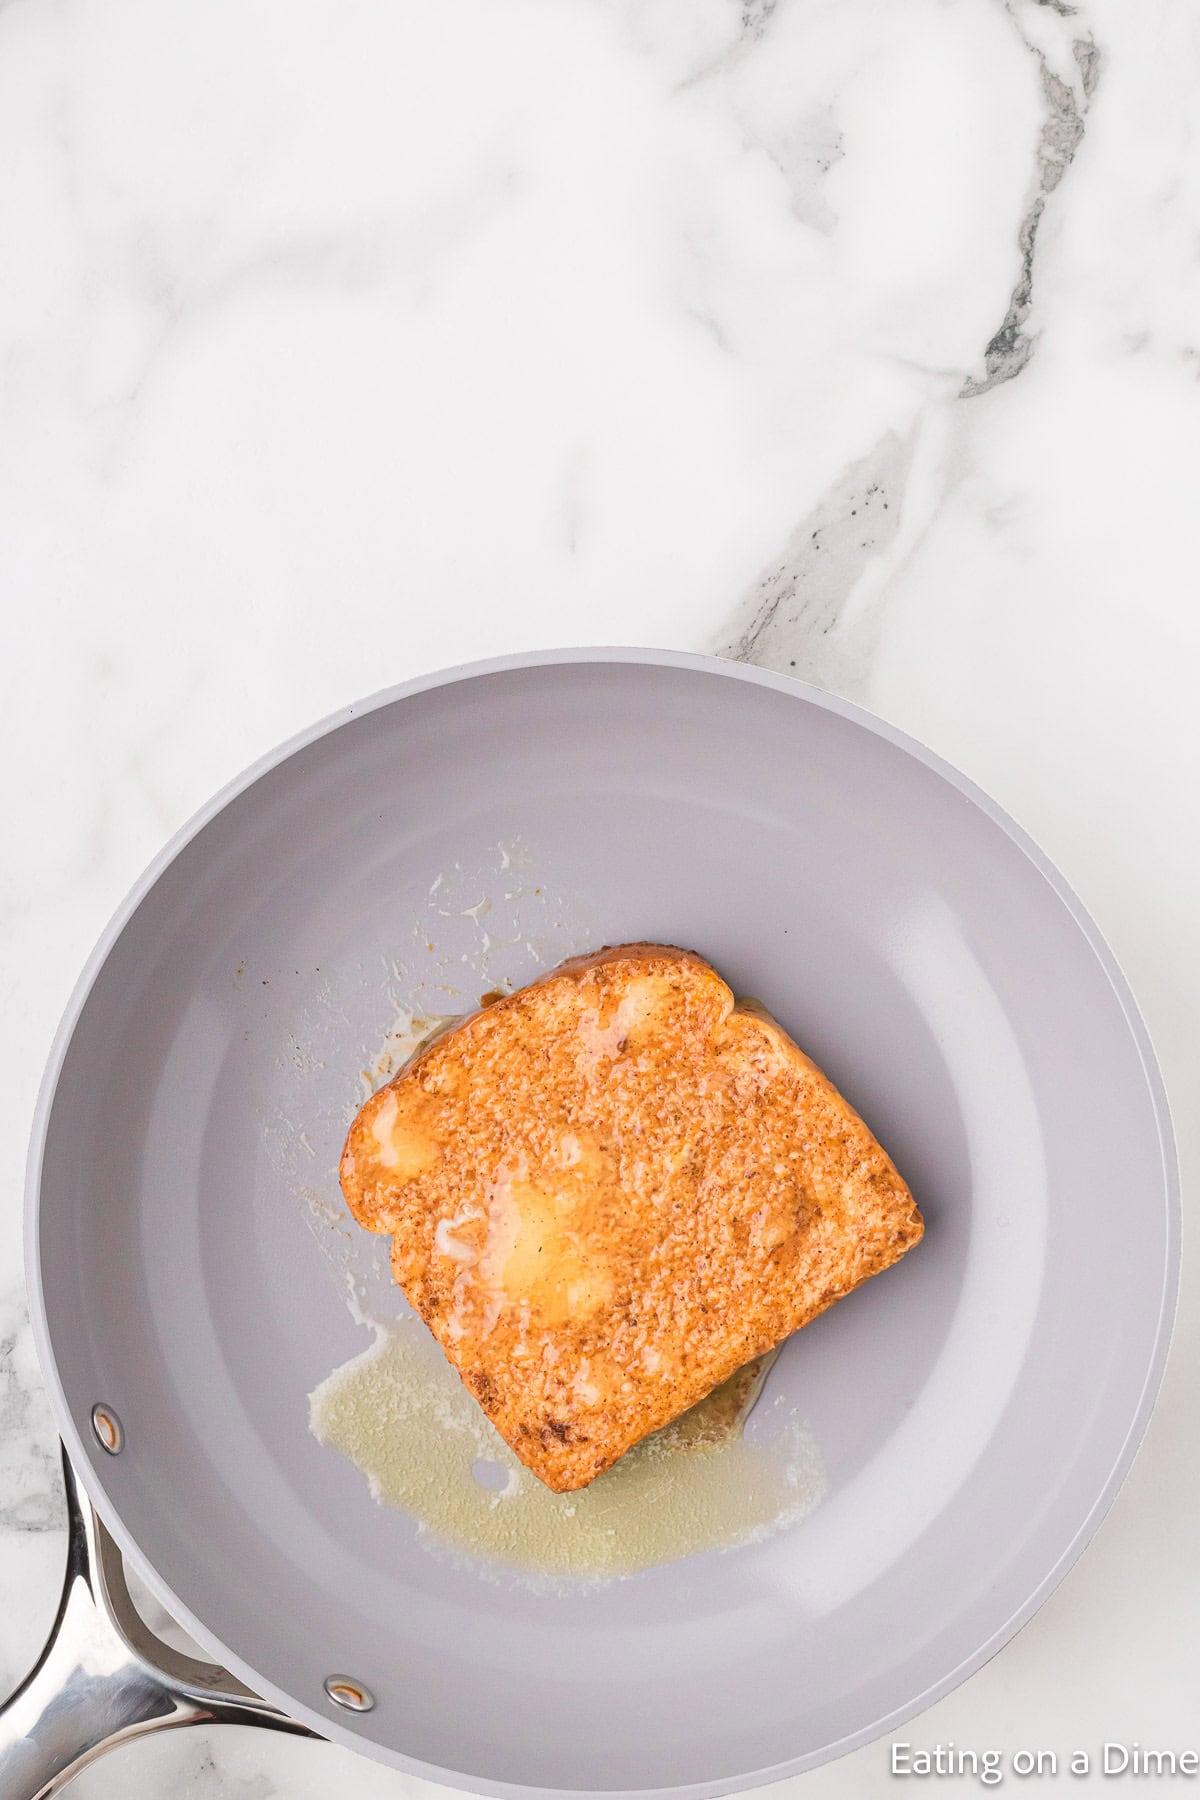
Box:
[340,945,922,1492]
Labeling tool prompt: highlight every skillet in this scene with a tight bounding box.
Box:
[5,649,1179,1797]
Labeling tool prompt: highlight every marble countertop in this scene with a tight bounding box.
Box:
[2,0,1197,1793]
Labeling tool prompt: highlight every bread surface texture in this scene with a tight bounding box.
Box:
[340,944,923,1492]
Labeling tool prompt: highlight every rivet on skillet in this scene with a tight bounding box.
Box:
[91,1403,124,1455]
[324,1674,375,1712]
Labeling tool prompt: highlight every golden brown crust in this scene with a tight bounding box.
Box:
[340,944,923,1492]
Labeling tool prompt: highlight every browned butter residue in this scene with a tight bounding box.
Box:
[309,1322,824,1582]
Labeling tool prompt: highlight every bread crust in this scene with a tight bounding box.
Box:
[340,944,923,1492]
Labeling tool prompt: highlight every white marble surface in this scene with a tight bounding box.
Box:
[2,0,1198,1792]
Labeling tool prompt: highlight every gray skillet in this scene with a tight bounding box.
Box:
[8,649,1178,1797]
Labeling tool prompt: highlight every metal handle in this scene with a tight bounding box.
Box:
[0,1448,317,1799]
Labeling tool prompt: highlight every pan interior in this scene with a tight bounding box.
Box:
[33,658,1173,1794]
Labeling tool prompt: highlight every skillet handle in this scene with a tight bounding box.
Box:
[0,1448,317,1799]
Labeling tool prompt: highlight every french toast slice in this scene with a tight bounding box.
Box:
[340,944,923,1492]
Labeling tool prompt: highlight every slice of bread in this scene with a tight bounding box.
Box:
[340,944,923,1492]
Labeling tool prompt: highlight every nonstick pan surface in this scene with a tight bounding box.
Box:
[27,649,1178,1796]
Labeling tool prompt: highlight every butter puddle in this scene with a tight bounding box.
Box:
[309,1322,825,1584]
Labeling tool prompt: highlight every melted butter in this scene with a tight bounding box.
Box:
[434,1150,616,1337]
[576,973,673,1065]
[370,1087,437,1177]
[309,1321,825,1584]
